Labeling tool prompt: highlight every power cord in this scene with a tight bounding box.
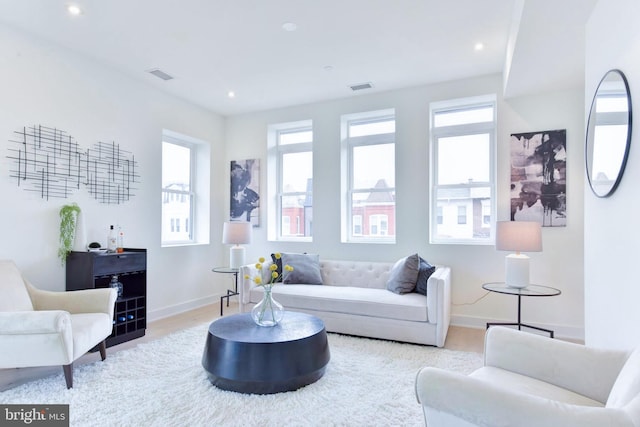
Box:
[452,291,490,306]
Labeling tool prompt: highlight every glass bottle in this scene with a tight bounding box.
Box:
[110,275,123,298]
[107,225,117,252]
[116,227,124,253]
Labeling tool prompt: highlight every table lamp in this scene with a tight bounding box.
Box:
[495,221,542,288]
[222,221,252,269]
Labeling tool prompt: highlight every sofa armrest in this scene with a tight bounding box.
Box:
[484,326,630,404]
[0,310,71,334]
[416,367,634,427]
[0,311,74,367]
[26,281,117,319]
[426,266,451,347]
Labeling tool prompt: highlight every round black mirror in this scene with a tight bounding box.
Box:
[586,69,632,198]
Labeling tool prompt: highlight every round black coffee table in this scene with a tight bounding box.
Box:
[202,311,330,394]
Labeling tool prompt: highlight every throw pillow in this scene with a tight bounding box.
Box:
[415,257,436,296]
[386,253,420,294]
[281,253,323,285]
[270,253,283,282]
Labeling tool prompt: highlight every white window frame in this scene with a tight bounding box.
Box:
[340,109,396,243]
[267,120,313,242]
[161,130,210,247]
[429,95,496,245]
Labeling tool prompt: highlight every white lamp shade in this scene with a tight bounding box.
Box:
[222,221,252,245]
[495,221,542,253]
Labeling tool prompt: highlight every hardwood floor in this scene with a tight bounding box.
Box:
[0,301,485,391]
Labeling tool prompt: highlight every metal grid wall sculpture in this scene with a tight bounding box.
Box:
[7,125,139,203]
[85,141,138,204]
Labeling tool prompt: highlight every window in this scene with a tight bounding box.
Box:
[161,130,211,246]
[430,96,496,244]
[369,214,389,236]
[341,109,396,243]
[457,205,467,225]
[353,215,363,236]
[267,121,313,240]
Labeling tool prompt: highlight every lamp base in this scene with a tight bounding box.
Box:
[229,246,245,269]
[505,254,529,288]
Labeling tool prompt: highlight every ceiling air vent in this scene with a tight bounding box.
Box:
[349,82,374,91]
[147,68,174,81]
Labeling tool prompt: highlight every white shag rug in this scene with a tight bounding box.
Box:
[1,324,482,427]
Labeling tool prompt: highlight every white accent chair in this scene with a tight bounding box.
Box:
[0,260,117,388]
[416,326,640,426]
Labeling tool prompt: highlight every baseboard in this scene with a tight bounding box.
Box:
[147,294,223,322]
[451,314,585,343]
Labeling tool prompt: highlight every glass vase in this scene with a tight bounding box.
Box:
[251,286,284,327]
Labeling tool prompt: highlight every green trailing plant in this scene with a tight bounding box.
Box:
[58,203,81,263]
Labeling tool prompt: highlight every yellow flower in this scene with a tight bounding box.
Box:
[284,264,294,272]
[244,274,250,279]
[269,264,278,271]
[274,252,282,260]
[253,276,262,285]
[259,257,265,263]
[271,271,279,280]
[255,262,262,270]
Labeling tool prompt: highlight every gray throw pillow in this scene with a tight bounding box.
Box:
[281,253,323,285]
[386,253,420,294]
[415,257,436,296]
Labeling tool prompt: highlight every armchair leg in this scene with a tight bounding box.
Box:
[63,363,73,389]
[99,340,107,361]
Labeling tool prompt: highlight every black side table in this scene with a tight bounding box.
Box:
[212,267,239,316]
[483,282,561,338]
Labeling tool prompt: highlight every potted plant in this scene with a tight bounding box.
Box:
[58,203,81,263]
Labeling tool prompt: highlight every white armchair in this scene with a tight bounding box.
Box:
[416,326,640,427]
[0,260,117,388]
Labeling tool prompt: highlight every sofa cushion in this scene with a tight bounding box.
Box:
[471,366,603,408]
[607,348,640,408]
[386,254,420,294]
[270,253,283,282]
[281,253,323,285]
[250,284,428,322]
[415,257,436,296]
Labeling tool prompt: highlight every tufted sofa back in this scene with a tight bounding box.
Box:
[319,260,392,289]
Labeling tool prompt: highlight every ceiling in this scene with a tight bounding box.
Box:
[0,0,597,116]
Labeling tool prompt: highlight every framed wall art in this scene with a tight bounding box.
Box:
[230,159,260,226]
[510,129,566,227]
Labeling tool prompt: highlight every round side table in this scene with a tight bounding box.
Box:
[212,267,239,316]
[483,282,561,338]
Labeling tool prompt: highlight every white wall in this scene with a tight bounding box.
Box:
[585,0,640,349]
[0,25,228,320]
[225,74,586,339]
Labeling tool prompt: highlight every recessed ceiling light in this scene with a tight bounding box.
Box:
[227,91,236,99]
[474,42,485,51]
[67,4,82,16]
[282,22,298,32]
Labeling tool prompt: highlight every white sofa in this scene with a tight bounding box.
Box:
[416,326,640,426]
[239,259,451,347]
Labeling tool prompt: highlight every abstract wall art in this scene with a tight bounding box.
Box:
[230,159,260,226]
[510,129,566,227]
